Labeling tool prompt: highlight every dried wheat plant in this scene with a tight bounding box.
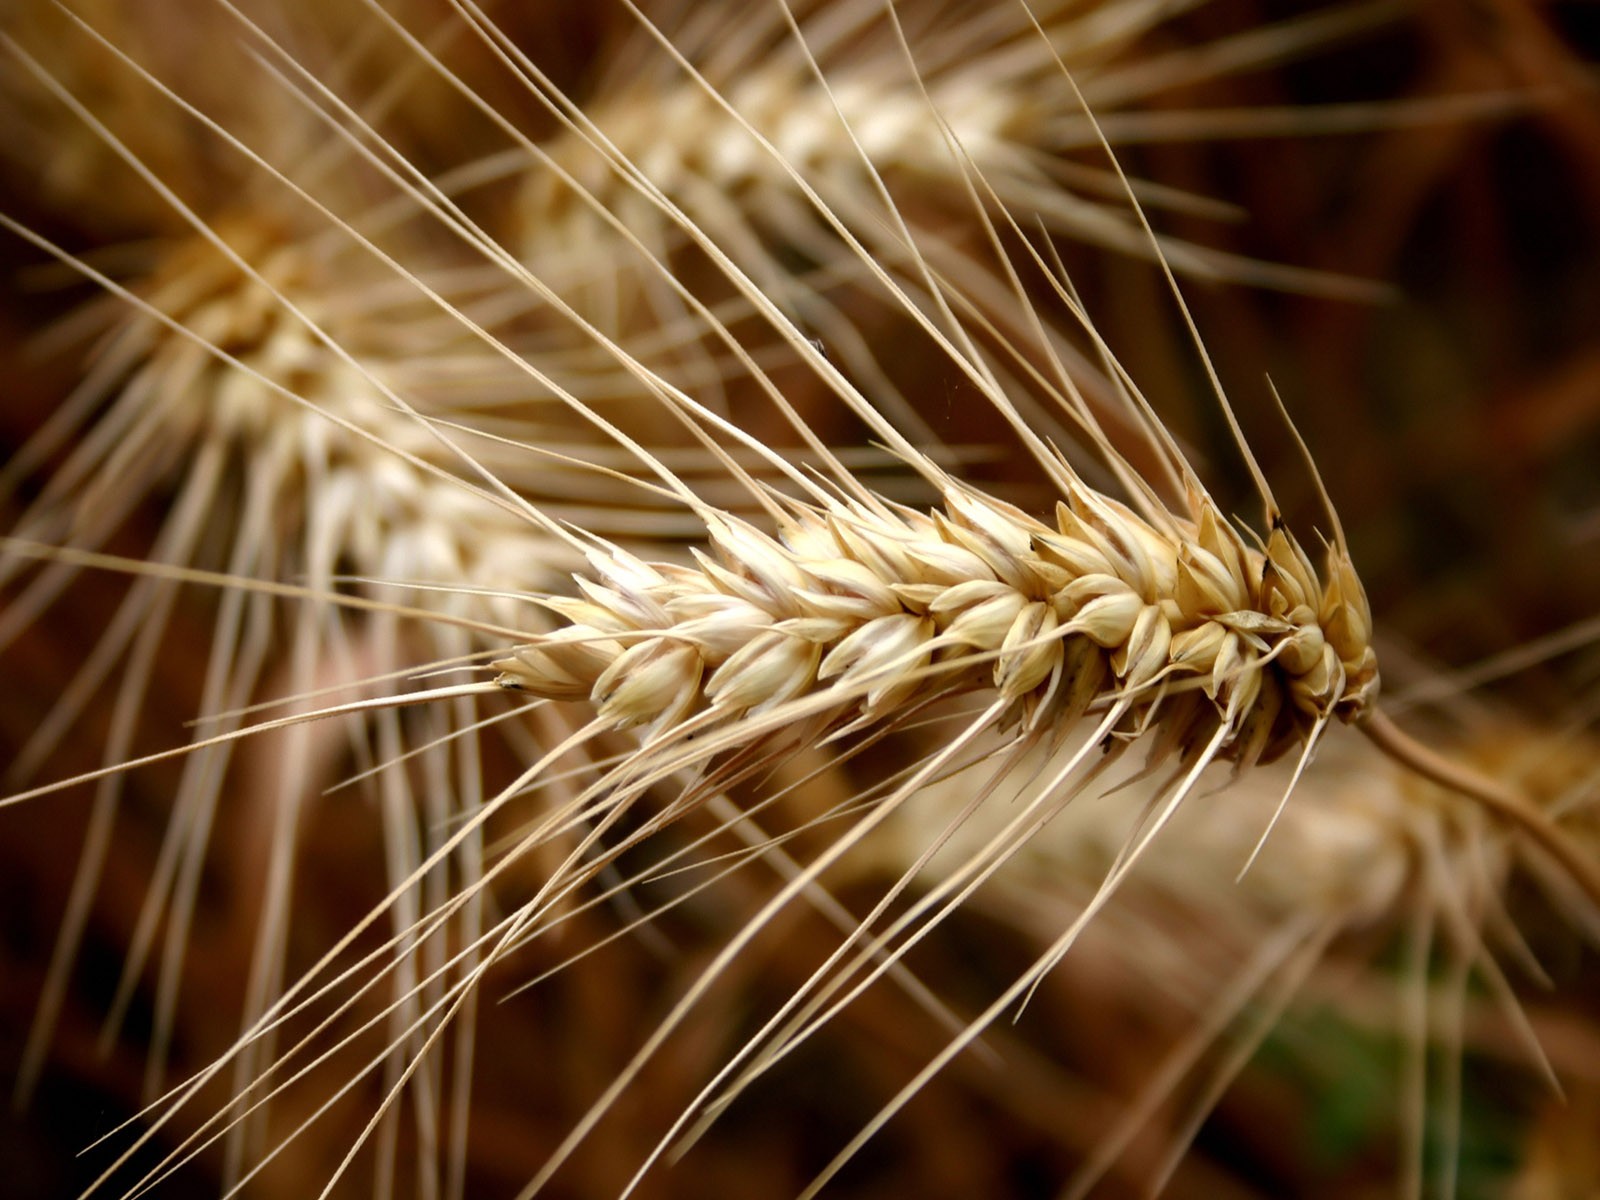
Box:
[2,1,1598,1199]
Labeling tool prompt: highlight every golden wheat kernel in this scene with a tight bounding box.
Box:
[1168,621,1228,671]
[1155,596,1188,630]
[943,589,1032,652]
[1061,590,1145,650]
[1021,558,1076,598]
[713,517,809,597]
[820,516,897,582]
[1111,605,1173,690]
[588,544,668,590]
[1227,677,1279,757]
[933,512,1033,594]
[779,513,841,560]
[1176,543,1246,615]
[1034,525,1112,580]
[1321,561,1374,660]
[663,594,776,657]
[1118,529,1178,604]
[593,640,702,729]
[1209,631,1250,701]
[790,582,893,627]
[704,630,820,715]
[926,579,1014,622]
[1195,502,1245,567]
[1056,588,1145,652]
[545,595,632,634]
[1087,515,1163,600]
[572,576,663,630]
[888,582,948,614]
[497,631,616,700]
[687,549,780,615]
[1055,500,1127,569]
[805,556,899,599]
[817,612,934,708]
[857,534,934,588]
[1277,617,1326,678]
[1262,529,1318,612]
[1215,610,1289,642]
[1059,572,1135,609]
[946,490,1035,556]
[902,537,997,587]
[775,615,857,646]
[996,603,1062,698]
[795,560,901,622]
[1128,508,1189,574]
[1288,645,1342,719]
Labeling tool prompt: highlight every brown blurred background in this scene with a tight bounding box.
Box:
[2,1,1599,1197]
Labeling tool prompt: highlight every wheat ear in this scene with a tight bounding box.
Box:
[519,0,1404,300]
[862,697,1597,1196]
[495,478,1378,767]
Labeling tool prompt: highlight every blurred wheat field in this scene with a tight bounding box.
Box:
[2,2,1600,1199]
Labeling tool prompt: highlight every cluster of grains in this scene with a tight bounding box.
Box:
[7,211,581,613]
[520,0,1377,296]
[902,728,1536,945]
[497,478,1378,764]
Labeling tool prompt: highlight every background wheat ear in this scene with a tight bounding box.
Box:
[0,2,1593,1200]
[0,3,674,1193]
[851,699,1600,1198]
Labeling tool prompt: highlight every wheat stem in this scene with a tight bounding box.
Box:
[1362,709,1600,910]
